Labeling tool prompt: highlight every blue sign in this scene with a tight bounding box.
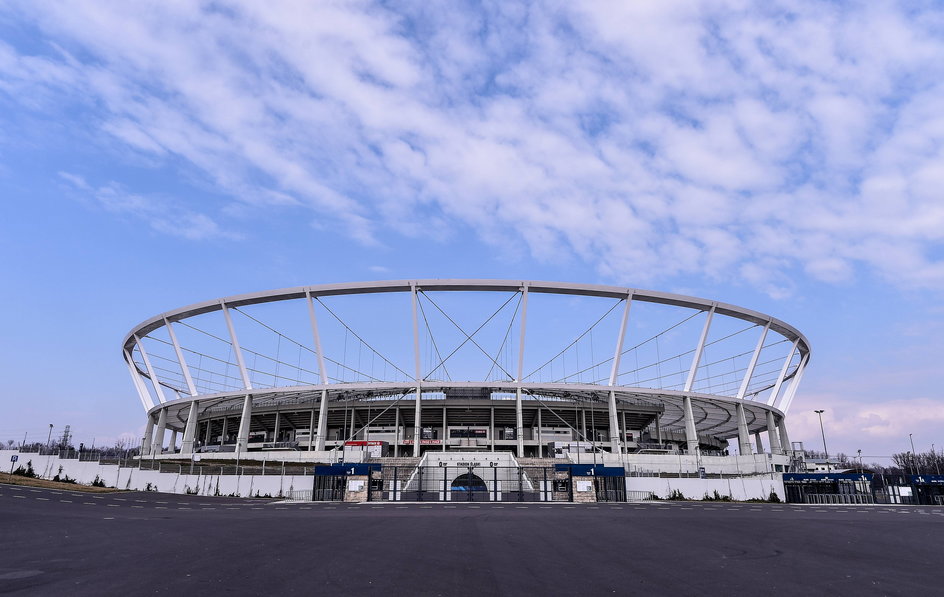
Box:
[911,475,944,485]
[314,463,381,476]
[10,455,17,463]
[783,473,872,483]
[556,464,624,477]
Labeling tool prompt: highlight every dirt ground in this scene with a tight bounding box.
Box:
[0,472,120,492]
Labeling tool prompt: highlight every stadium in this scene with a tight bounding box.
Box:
[122,280,809,501]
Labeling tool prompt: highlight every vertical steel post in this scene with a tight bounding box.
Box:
[779,352,809,414]
[125,350,156,411]
[682,307,714,456]
[608,294,632,458]
[134,335,167,404]
[411,284,423,457]
[164,317,198,397]
[736,322,769,400]
[305,291,330,451]
[515,284,529,457]
[181,401,199,455]
[767,339,799,406]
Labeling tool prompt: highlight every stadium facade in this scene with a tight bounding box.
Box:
[124,280,808,477]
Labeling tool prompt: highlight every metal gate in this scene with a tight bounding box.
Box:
[312,475,345,501]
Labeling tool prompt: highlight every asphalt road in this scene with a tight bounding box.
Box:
[1,483,941,596]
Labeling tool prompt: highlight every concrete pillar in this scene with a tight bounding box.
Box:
[315,389,328,451]
[442,405,447,452]
[151,408,167,455]
[412,390,422,457]
[778,416,791,455]
[169,430,178,453]
[308,407,316,452]
[220,417,228,445]
[274,410,281,443]
[141,414,154,456]
[754,431,764,454]
[655,413,662,444]
[204,418,212,446]
[490,406,495,452]
[236,395,252,454]
[766,410,782,454]
[736,402,752,455]
[515,387,524,456]
[581,409,587,442]
[607,390,621,455]
[537,407,543,458]
[181,401,199,455]
[682,395,699,455]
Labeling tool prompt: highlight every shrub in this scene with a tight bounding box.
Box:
[12,460,37,478]
[768,490,781,503]
[667,489,686,501]
[91,475,106,488]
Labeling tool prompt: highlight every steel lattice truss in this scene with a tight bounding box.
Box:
[123,280,810,441]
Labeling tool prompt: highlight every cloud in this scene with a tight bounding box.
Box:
[58,172,233,241]
[3,1,944,291]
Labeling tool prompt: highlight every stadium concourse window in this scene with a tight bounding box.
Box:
[449,429,487,439]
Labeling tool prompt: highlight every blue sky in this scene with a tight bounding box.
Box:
[1,1,943,461]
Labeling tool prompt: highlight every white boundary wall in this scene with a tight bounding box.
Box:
[627,476,784,501]
[2,449,784,501]
[1,450,310,498]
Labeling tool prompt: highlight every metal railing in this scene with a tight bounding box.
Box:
[806,493,875,505]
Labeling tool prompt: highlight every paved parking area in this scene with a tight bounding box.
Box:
[1,483,941,595]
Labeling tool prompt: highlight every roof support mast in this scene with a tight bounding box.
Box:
[607,293,633,462]
[222,301,253,456]
[306,290,331,452]
[515,283,529,457]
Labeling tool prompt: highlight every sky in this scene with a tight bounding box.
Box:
[1,1,943,463]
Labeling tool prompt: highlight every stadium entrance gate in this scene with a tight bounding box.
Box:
[370,465,564,502]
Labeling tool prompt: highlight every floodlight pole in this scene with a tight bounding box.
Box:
[814,409,828,471]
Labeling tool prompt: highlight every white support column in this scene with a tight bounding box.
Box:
[767,339,799,406]
[169,429,178,453]
[778,352,809,414]
[307,407,316,452]
[442,405,447,452]
[134,335,167,405]
[682,396,698,455]
[754,431,764,454]
[306,291,330,451]
[515,284,529,457]
[490,406,495,452]
[607,294,632,455]
[394,406,400,458]
[236,394,252,454]
[181,402,199,455]
[682,307,714,456]
[222,302,253,390]
[766,410,782,455]
[736,402,752,455]
[125,350,156,411]
[142,414,154,456]
[151,407,167,455]
[736,322,769,400]
[778,416,791,455]
[411,284,423,457]
[164,317,198,397]
[537,407,543,458]
[274,410,281,443]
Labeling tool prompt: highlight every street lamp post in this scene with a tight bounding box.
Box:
[814,410,829,472]
[934,443,941,476]
[46,424,53,448]
[857,449,862,474]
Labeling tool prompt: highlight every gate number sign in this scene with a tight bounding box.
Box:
[10,455,17,463]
